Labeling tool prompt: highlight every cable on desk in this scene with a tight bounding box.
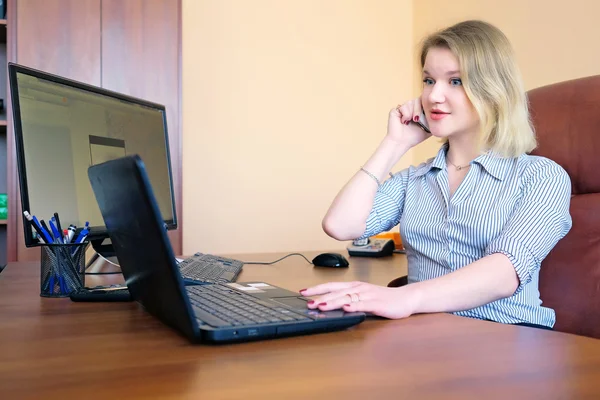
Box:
[241,253,313,265]
[84,253,123,275]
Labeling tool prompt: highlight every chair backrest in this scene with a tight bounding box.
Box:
[528,75,600,339]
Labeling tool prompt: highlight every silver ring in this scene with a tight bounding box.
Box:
[350,293,360,303]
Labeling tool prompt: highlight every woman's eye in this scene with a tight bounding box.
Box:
[450,78,462,86]
[423,78,434,85]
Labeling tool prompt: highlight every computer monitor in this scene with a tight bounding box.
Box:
[8,63,177,257]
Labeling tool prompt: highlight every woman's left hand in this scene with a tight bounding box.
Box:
[300,281,420,319]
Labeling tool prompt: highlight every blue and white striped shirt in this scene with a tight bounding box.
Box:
[360,143,572,327]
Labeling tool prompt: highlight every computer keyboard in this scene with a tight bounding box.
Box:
[177,252,244,284]
[187,284,312,327]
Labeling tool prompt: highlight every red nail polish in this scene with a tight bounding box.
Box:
[414,116,419,122]
[318,302,327,307]
[299,289,307,293]
[308,300,315,305]
[343,304,350,307]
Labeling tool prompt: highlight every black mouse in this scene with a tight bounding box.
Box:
[312,252,349,268]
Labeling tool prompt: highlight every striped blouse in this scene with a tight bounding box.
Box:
[359,143,572,327]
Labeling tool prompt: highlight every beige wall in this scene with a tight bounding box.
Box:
[183,0,600,256]
[411,0,600,163]
[182,1,414,255]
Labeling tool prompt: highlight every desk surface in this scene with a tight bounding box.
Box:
[1,252,600,399]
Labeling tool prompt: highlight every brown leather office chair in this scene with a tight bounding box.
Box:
[528,75,600,339]
[388,75,600,339]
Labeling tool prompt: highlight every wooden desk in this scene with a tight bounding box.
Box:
[1,252,600,399]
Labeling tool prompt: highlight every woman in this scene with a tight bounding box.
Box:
[300,20,572,329]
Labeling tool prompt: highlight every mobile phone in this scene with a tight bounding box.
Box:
[412,110,430,133]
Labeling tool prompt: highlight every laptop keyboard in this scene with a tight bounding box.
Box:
[187,285,313,327]
[178,253,243,284]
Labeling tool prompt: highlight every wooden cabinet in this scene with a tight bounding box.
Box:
[101,0,181,255]
[15,0,102,84]
[4,0,181,262]
[0,13,7,266]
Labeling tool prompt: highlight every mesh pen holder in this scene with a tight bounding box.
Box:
[40,242,89,298]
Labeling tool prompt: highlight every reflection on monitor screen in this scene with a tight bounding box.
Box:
[9,63,177,247]
[89,136,127,165]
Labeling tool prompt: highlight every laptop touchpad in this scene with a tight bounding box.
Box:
[272,297,309,309]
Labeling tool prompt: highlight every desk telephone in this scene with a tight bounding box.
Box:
[347,237,396,258]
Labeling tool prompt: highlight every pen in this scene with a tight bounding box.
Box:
[28,213,54,243]
[74,221,89,244]
[49,218,62,244]
[39,219,53,241]
[54,213,64,244]
[71,222,89,255]
[23,211,48,243]
[55,248,68,294]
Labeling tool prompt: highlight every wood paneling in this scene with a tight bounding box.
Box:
[15,0,101,83]
[7,0,182,261]
[101,0,182,255]
[9,0,101,261]
[5,0,17,263]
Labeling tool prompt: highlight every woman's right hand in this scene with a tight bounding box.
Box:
[387,98,431,148]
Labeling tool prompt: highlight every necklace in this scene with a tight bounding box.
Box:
[447,158,471,171]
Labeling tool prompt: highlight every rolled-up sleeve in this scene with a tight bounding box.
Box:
[357,167,413,240]
[484,161,573,295]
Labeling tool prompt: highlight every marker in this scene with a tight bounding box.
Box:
[67,225,76,243]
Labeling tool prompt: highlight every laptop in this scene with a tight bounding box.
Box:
[87,155,365,343]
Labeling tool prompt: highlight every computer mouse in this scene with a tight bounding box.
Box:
[312,252,349,268]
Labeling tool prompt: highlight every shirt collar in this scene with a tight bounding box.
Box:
[414,143,449,177]
[472,151,507,181]
[414,142,508,181]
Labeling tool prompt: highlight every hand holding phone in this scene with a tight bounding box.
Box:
[388,99,431,148]
[412,110,430,133]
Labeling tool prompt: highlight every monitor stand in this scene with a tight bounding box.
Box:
[84,237,122,274]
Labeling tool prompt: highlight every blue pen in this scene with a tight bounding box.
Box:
[40,219,52,239]
[49,218,63,244]
[47,256,67,295]
[74,222,89,244]
[33,217,54,243]
[28,213,54,243]
[48,274,55,294]
[71,222,89,255]
[55,249,68,294]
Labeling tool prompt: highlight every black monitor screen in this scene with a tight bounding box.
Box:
[9,63,177,246]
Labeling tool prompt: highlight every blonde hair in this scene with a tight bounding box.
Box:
[419,20,536,158]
